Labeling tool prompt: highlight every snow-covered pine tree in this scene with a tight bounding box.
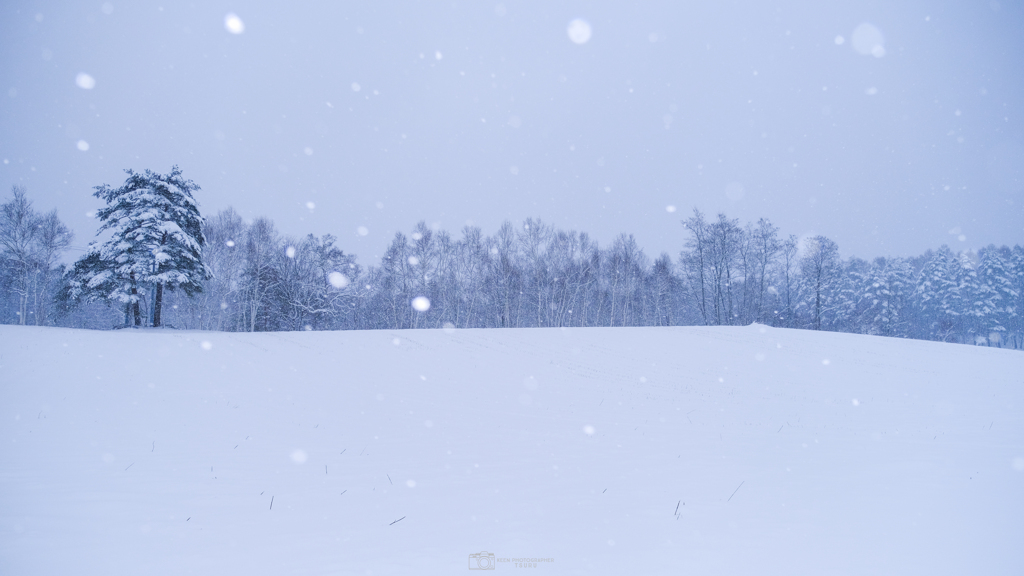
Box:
[832,256,868,333]
[973,246,1016,346]
[954,250,985,343]
[856,257,913,337]
[1009,245,1024,348]
[915,246,959,341]
[69,166,209,327]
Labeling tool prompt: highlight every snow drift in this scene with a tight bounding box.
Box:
[1,325,1022,575]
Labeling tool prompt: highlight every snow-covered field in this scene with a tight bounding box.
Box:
[1,324,1022,575]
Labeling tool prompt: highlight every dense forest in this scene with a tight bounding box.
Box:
[2,183,1022,348]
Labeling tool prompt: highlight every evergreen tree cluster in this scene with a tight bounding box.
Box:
[2,171,1022,349]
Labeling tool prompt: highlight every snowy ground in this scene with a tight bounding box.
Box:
[1,324,1023,575]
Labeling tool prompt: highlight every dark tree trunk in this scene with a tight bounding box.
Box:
[154,282,164,327]
[152,231,168,328]
[130,272,142,326]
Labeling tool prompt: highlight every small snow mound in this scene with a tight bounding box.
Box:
[200,341,212,350]
[583,425,596,436]
[290,449,308,464]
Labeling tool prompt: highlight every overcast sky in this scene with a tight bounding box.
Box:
[2,1,1022,264]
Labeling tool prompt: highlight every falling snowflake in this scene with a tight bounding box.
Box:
[75,73,96,90]
[567,19,592,44]
[224,13,245,34]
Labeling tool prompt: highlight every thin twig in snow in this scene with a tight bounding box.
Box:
[387,474,392,485]
[389,516,405,526]
[125,462,134,471]
[270,496,274,510]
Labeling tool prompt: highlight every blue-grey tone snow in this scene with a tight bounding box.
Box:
[3,324,1023,573]
[1,1,1022,263]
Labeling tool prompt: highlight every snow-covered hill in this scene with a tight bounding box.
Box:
[2,325,1022,575]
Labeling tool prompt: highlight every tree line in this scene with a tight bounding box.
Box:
[1,170,1022,349]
